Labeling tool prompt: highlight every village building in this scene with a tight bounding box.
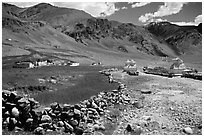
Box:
[13,61,35,69]
[170,58,186,70]
[124,59,137,69]
[70,62,79,66]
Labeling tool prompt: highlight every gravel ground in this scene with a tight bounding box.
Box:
[111,71,202,135]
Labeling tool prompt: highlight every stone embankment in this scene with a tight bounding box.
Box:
[2,68,133,135]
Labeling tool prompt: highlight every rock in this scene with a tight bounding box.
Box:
[99,125,105,130]
[46,129,54,132]
[8,118,17,131]
[88,108,98,114]
[141,116,151,121]
[18,97,30,104]
[112,89,118,93]
[26,118,33,123]
[70,119,78,126]
[28,98,40,109]
[126,124,132,132]
[74,127,84,135]
[141,89,152,94]
[17,98,30,110]
[74,108,81,115]
[132,101,144,109]
[44,107,52,112]
[93,124,100,130]
[74,104,81,110]
[81,108,86,112]
[64,121,74,132]
[41,115,52,123]
[94,131,104,135]
[183,127,193,134]
[50,102,58,110]
[53,110,61,115]
[56,127,65,133]
[10,92,18,100]
[57,121,64,127]
[68,112,74,118]
[11,107,20,118]
[2,90,11,95]
[34,127,45,135]
[63,104,71,111]
[132,126,142,135]
[92,101,98,108]
[60,111,68,120]
[39,123,51,129]
[4,111,10,117]
[14,126,23,131]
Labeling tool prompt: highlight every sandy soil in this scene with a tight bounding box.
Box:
[111,71,202,135]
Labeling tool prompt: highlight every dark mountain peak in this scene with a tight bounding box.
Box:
[3,2,16,7]
[2,2,26,19]
[19,3,56,19]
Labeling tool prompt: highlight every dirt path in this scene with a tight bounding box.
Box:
[111,72,202,135]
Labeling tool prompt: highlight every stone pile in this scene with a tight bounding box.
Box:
[2,79,131,135]
[100,68,119,83]
[99,68,119,76]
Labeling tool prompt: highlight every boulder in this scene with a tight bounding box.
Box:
[183,127,193,134]
[132,101,144,109]
[141,89,152,94]
[91,101,98,108]
[93,124,100,130]
[17,98,30,110]
[60,111,69,120]
[141,116,151,121]
[70,119,78,126]
[28,98,40,109]
[56,127,65,133]
[74,104,81,110]
[126,124,132,132]
[63,104,71,111]
[74,127,84,135]
[112,89,118,93]
[131,126,142,135]
[67,112,74,119]
[11,107,20,118]
[74,108,81,115]
[44,107,52,112]
[8,117,17,131]
[39,123,51,129]
[2,90,12,95]
[26,118,33,123]
[50,102,58,110]
[64,121,74,132]
[34,127,45,135]
[41,115,52,123]
[9,92,18,101]
[99,125,105,130]
[57,121,64,127]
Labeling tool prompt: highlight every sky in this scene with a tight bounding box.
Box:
[5,1,202,26]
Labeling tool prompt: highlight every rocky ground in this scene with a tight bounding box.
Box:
[110,71,202,135]
[2,68,202,135]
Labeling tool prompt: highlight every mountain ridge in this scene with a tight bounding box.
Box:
[2,2,202,66]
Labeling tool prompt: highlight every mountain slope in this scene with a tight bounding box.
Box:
[146,22,202,55]
[66,18,177,57]
[18,3,93,31]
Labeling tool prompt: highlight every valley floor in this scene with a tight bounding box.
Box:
[110,71,202,135]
